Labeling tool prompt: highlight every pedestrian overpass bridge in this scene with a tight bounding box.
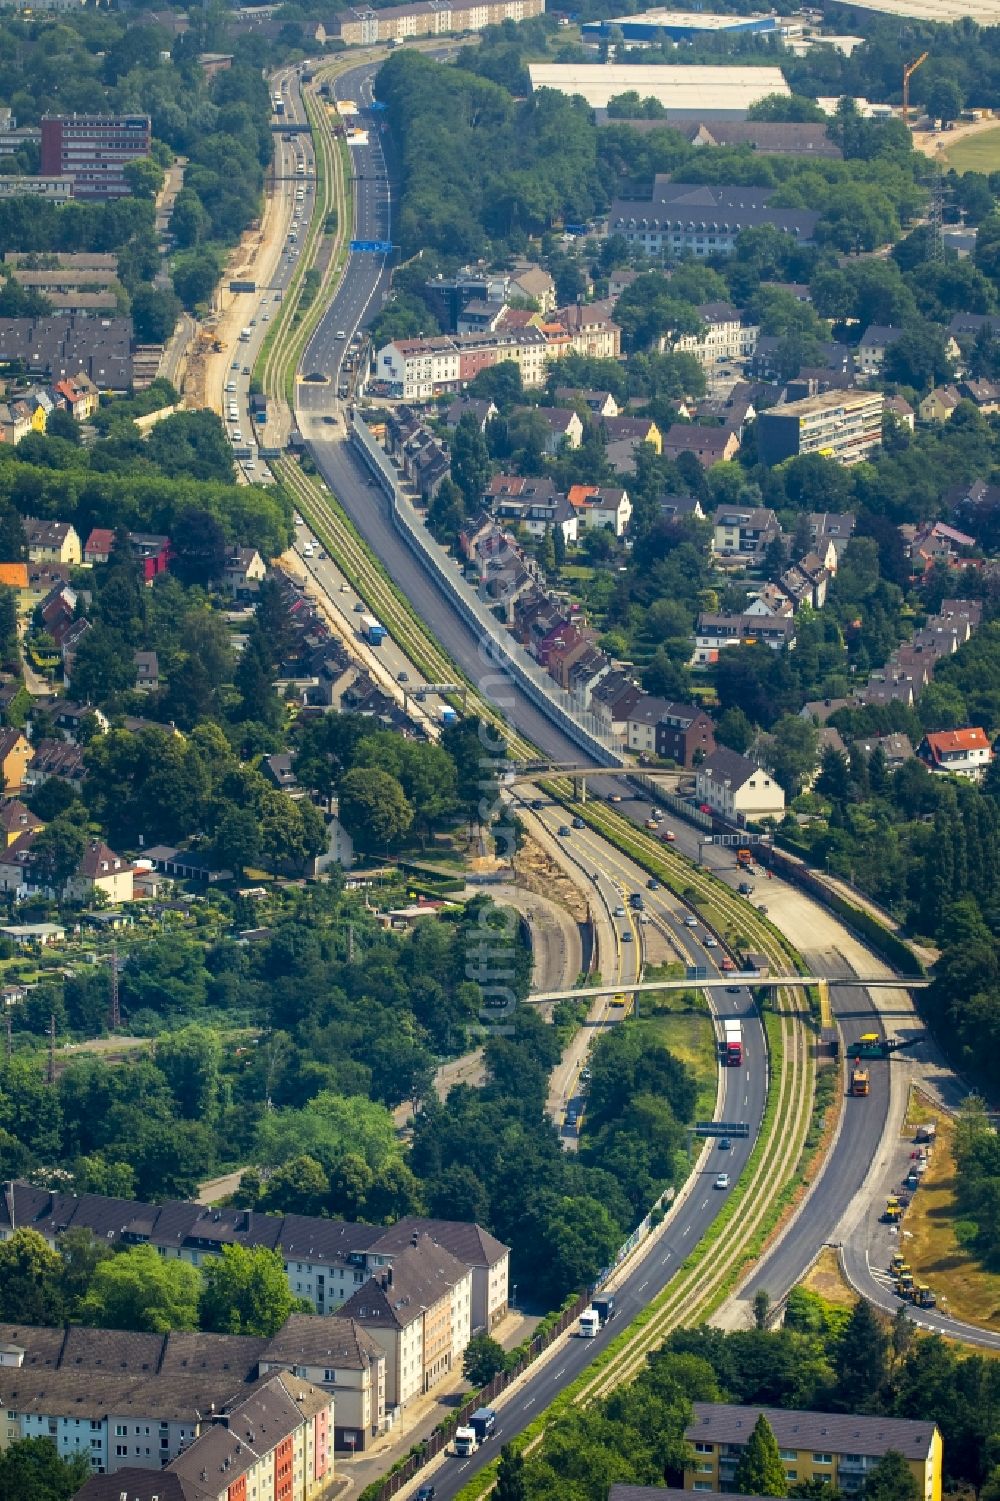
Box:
[527,974,929,1006]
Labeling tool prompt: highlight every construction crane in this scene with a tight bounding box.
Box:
[902,51,929,128]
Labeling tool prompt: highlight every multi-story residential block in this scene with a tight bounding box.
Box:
[694,749,785,822]
[711,506,782,560]
[671,302,759,367]
[607,180,819,259]
[338,1236,472,1410]
[323,0,544,46]
[40,114,151,200]
[70,1370,334,1496]
[0,1184,509,1380]
[257,1314,385,1451]
[756,389,884,466]
[918,727,992,780]
[683,1402,941,1501]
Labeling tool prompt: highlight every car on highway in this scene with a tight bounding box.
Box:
[558,825,571,837]
[353,601,366,612]
[646,877,660,890]
[340,582,349,592]
[704,935,718,948]
[397,671,409,683]
[757,904,769,915]
[416,1486,435,1501]
[682,914,698,928]
[242,366,251,375]
[530,799,544,810]
[715,1172,731,1189]
[718,1137,732,1151]
[580,1066,591,1083]
[651,808,663,821]
[614,905,626,917]
[621,931,633,942]
[607,792,622,802]
[725,985,742,994]
[572,816,585,829]
[335,329,347,339]
[661,829,676,842]
[566,1107,577,1126]
[231,359,240,370]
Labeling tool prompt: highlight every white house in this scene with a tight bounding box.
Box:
[695,746,785,822]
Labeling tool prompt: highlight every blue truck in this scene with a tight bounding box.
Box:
[361,614,386,646]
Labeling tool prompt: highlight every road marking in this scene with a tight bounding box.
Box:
[637,1280,648,1292]
[746,1070,750,1080]
[661,1251,671,1263]
[460,1463,469,1472]
[701,1198,709,1209]
[744,1095,749,1105]
[682,1224,692,1237]
[554,1366,566,1379]
[523,1398,534,1409]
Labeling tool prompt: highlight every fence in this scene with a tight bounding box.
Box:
[365,1289,592,1501]
[349,412,625,766]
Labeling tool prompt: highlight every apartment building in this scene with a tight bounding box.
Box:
[0,176,73,200]
[672,302,759,367]
[68,1370,334,1497]
[756,389,885,467]
[684,1403,942,1501]
[0,1184,508,1374]
[257,1314,385,1451]
[376,307,621,400]
[325,0,544,45]
[40,115,151,200]
[607,180,820,258]
[338,1236,472,1410]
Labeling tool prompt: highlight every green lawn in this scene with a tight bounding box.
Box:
[942,126,1000,174]
[633,986,718,1120]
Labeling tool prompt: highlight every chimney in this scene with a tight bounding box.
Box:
[387,1266,393,1288]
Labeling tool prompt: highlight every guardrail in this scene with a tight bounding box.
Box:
[348,411,623,765]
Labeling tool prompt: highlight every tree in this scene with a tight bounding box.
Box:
[57,1226,114,1315]
[338,767,413,848]
[733,1413,788,1497]
[0,1439,90,1501]
[0,1228,65,1325]
[70,624,135,705]
[154,1025,221,1122]
[170,507,227,586]
[78,1244,201,1333]
[816,744,851,802]
[451,412,492,512]
[29,816,86,891]
[463,1333,509,1387]
[214,806,261,878]
[765,715,819,799]
[716,707,754,754]
[752,1288,772,1330]
[863,1451,920,1501]
[131,285,180,344]
[835,1299,889,1412]
[45,407,80,445]
[925,78,964,125]
[199,1244,306,1337]
[123,156,164,199]
[495,1445,528,1501]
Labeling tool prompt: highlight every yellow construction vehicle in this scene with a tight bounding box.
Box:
[883,1197,902,1222]
[850,1063,870,1096]
[914,1284,936,1307]
[896,1270,915,1294]
[889,1252,906,1273]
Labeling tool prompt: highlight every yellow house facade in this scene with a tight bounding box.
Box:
[684,1403,942,1501]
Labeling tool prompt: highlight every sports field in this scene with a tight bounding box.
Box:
[942,126,1000,174]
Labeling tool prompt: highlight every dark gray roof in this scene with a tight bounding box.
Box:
[73,1476,201,1501]
[339,1235,470,1330]
[611,1491,770,1501]
[610,180,820,240]
[261,1314,383,1370]
[371,1214,509,1267]
[688,1402,938,1460]
[698,746,763,789]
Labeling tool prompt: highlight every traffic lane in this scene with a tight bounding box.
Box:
[430,1071,763,1501]
[841,1236,1000,1350]
[302,435,585,760]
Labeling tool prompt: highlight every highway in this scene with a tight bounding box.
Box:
[280,46,997,1490]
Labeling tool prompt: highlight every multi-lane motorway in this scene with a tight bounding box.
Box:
[272,45,999,1493]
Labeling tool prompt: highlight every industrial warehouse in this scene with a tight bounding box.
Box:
[526,63,789,113]
[580,10,782,43]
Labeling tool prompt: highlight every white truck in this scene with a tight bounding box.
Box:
[453,1426,478,1457]
[578,1307,600,1338]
